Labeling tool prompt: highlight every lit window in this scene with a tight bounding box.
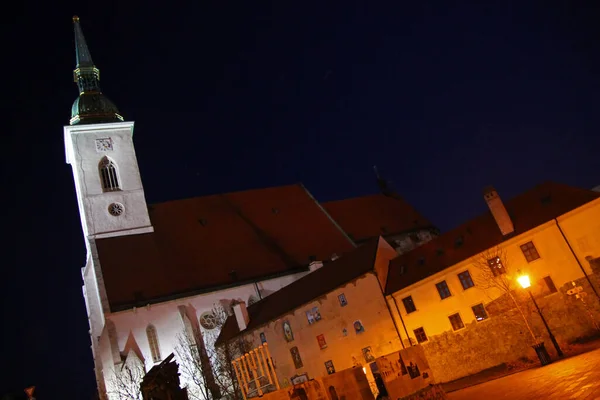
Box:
[146,325,162,363]
[458,271,474,290]
[402,296,417,314]
[520,241,540,263]
[99,156,120,192]
[544,276,557,293]
[448,313,464,331]
[472,304,488,321]
[413,327,428,343]
[487,256,506,277]
[436,281,452,299]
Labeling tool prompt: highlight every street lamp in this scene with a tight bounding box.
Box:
[517,274,564,358]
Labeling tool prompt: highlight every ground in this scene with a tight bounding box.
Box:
[447,347,600,400]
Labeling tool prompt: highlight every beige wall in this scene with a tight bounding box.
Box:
[244,272,403,388]
[385,198,600,381]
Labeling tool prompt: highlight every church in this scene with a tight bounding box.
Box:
[64,18,436,399]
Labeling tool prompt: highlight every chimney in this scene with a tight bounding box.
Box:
[483,186,514,236]
[232,301,250,331]
[309,260,324,272]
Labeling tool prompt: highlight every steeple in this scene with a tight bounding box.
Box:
[70,16,123,125]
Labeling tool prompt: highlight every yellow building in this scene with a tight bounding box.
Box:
[218,182,600,390]
[216,237,402,389]
[385,182,600,382]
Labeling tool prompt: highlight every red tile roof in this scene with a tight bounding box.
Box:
[96,184,356,310]
[385,182,600,295]
[323,193,436,242]
[216,238,385,346]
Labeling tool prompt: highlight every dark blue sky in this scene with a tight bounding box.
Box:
[2,1,600,398]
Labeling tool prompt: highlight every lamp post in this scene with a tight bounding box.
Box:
[517,274,564,358]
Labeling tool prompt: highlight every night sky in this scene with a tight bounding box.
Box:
[2,1,600,398]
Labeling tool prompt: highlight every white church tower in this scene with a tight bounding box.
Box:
[64,17,153,399]
[64,16,153,240]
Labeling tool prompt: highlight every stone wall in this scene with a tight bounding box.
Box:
[422,273,600,383]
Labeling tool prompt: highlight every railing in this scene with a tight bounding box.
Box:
[231,343,280,400]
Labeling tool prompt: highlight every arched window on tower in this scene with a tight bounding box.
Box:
[146,324,162,363]
[99,156,120,192]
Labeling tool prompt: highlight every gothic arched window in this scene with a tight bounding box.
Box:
[99,157,120,192]
[146,325,162,363]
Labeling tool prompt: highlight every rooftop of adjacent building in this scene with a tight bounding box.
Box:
[385,181,600,295]
[215,237,386,346]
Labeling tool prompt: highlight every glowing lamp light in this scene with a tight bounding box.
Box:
[517,275,531,289]
[362,367,367,374]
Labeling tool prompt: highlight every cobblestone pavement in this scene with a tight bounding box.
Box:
[447,348,600,400]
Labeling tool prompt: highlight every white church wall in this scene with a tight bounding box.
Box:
[96,269,309,398]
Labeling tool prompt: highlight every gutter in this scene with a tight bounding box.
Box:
[554,218,600,301]
[391,294,413,347]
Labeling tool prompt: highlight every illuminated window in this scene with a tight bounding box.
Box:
[402,296,417,314]
[487,256,506,277]
[472,304,488,321]
[99,156,120,192]
[520,241,540,262]
[448,313,464,331]
[413,327,427,343]
[458,271,474,290]
[436,281,452,299]
[146,325,162,363]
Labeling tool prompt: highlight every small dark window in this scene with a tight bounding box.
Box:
[487,256,506,276]
[436,281,452,299]
[455,236,464,248]
[417,257,425,266]
[544,276,557,293]
[413,327,428,343]
[448,313,464,331]
[458,271,474,290]
[472,304,488,321]
[402,296,417,314]
[520,241,541,262]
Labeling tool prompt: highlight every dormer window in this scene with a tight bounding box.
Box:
[99,156,120,192]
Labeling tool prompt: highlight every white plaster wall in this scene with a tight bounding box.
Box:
[94,270,308,398]
[64,121,152,238]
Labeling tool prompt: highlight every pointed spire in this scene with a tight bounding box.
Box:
[69,16,123,125]
[73,16,94,68]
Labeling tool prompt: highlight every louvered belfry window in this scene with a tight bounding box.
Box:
[99,157,120,192]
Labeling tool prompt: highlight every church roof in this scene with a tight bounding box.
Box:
[322,193,435,242]
[385,181,600,295]
[96,184,357,310]
[216,238,385,346]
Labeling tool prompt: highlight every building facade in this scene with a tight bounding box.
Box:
[384,183,600,382]
[219,182,600,393]
[216,238,402,394]
[64,18,436,400]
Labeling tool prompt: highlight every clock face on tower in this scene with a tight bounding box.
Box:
[95,138,113,152]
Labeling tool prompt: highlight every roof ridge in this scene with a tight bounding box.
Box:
[148,183,304,207]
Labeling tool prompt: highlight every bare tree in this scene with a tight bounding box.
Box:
[176,303,253,400]
[472,246,537,342]
[107,358,145,400]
